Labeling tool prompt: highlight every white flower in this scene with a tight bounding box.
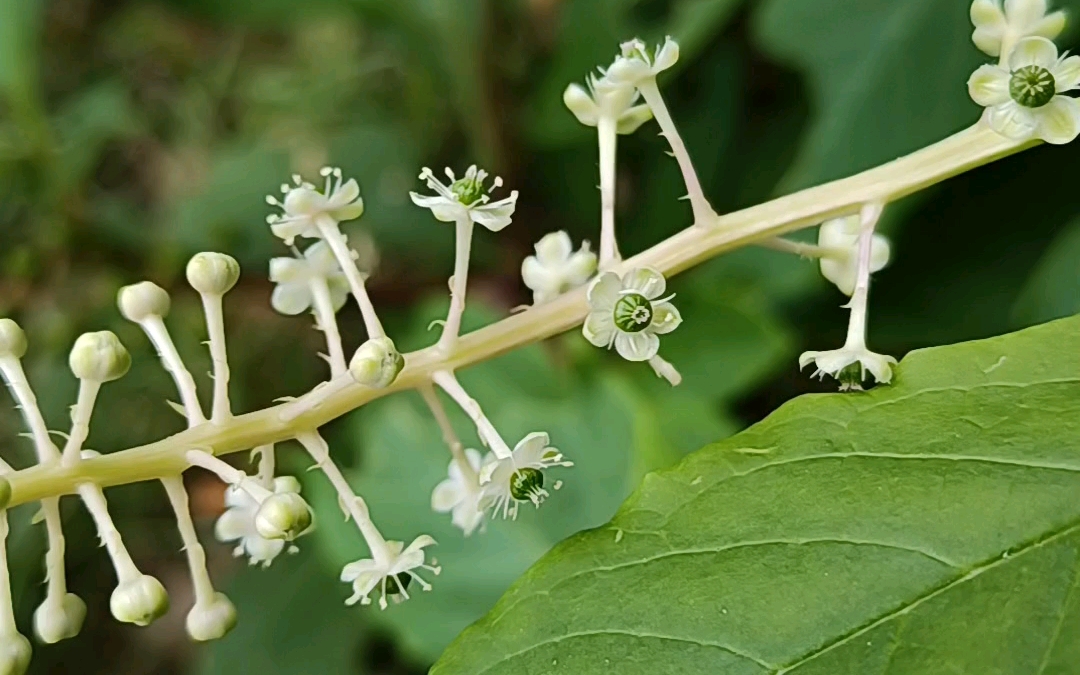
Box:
[521,231,598,304]
[968,36,1080,144]
[266,167,365,245]
[563,74,653,133]
[817,216,891,296]
[269,240,351,316]
[214,476,307,567]
[477,432,573,521]
[582,268,682,362]
[409,165,518,232]
[431,449,485,536]
[971,0,1065,58]
[340,535,440,609]
[799,346,897,392]
[604,36,680,87]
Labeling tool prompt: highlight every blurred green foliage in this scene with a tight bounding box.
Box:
[0,0,1076,673]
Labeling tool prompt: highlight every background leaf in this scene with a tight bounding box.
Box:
[433,315,1080,675]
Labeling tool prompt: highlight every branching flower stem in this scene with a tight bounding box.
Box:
[419,384,478,486]
[315,215,386,340]
[1,124,1032,508]
[597,116,620,267]
[439,216,476,354]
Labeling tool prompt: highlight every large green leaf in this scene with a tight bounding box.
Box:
[433,315,1080,675]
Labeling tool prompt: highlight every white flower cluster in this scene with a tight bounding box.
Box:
[968,0,1080,144]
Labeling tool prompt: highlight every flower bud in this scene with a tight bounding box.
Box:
[254,492,314,541]
[110,575,169,626]
[349,337,404,389]
[0,632,31,675]
[33,593,86,644]
[563,84,599,127]
[0,321,27,360]
[186,253,240,296]
[117,282,170,323]
[186,592,237,641]
[69,331,131,383]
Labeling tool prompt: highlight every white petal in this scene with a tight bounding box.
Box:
[329,179,361,209]
[1052,55,1080,92]
[1031,10,1067,41]
[214,509,251,542]
[268,257,307,284]
[616,104,653,135]
[471,193,518,232]
[650,302,683,335]
[1009,36,1058,70]
[605,57,652,85]
[971,0,1007,56]
[820,256,856,296]
[512,432,551,465]
[614,331,660,362]
[860,352,898,385]
[340,558,379,583]
[326,277,350,312]
[1036,95,1080,144]
[817,216,859,248]
[988,100,1038,140]
[270,217,318,245]
[565,248,597,285]
[563,83,599,127]
[271,284,314,316]
[431,479,463,513]
[1004,0,1048,28]
[244,536,285,564]
[305,239,340,272]
[622,267,666,299]
[583,310,616,347]
[521,256,559,297]
[587,272,622,309]
[534,231,572,265]
[869,234,891,274]
[653,37,679,73]
[452,502,485,536]
[410,193,462,222]
[464,448,483,470]
[402,534,437,557]
[967,64,1011,107]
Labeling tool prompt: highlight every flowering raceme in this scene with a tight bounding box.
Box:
[0,2,1076,671]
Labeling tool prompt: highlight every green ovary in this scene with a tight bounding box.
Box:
[613,293,653,333]
[1009,66,1055,108]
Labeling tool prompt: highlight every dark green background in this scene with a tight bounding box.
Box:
[0,0,1077,673]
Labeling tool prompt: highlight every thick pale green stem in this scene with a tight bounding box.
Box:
[439,217,475,355]
[199,293,232,424]
[161,477,215,603]
[295,431,390,566]
[0,512,17,635]
[1,124,1031,507]
[308,277,347,377]
[598,115,620,267]
[316,216,385,339]
[61,380,100,466]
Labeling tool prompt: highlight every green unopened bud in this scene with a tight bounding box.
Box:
[0,320,26,360]
[254,492,314,541]
[117,282,171,323]
[348,337,404,389]
[0,632,31,675]
[186,253,240,295]
[69,331,131,382]
[186,592,237,642]
[33,593,86,644]
[110,575,169,626]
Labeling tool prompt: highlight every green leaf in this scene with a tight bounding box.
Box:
[753,0,985,191]
[1012,216,1080,328]
[433,316,1080,675]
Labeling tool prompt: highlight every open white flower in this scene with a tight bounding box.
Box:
[340,535,440,610]
[582,268,682,362]
[968,36,1080,144]
[214,476,307,567]
[563,74,653,133]
[409,166,518,232]
[269,240,351,315]
[817,216,891,296]
[799,346,897,392]
[971,0,1065,58]
[604,36,679,87]
[431,449,485,536]
[521,231,597,304]
[266,167,365,245]
[478,432,573,521]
